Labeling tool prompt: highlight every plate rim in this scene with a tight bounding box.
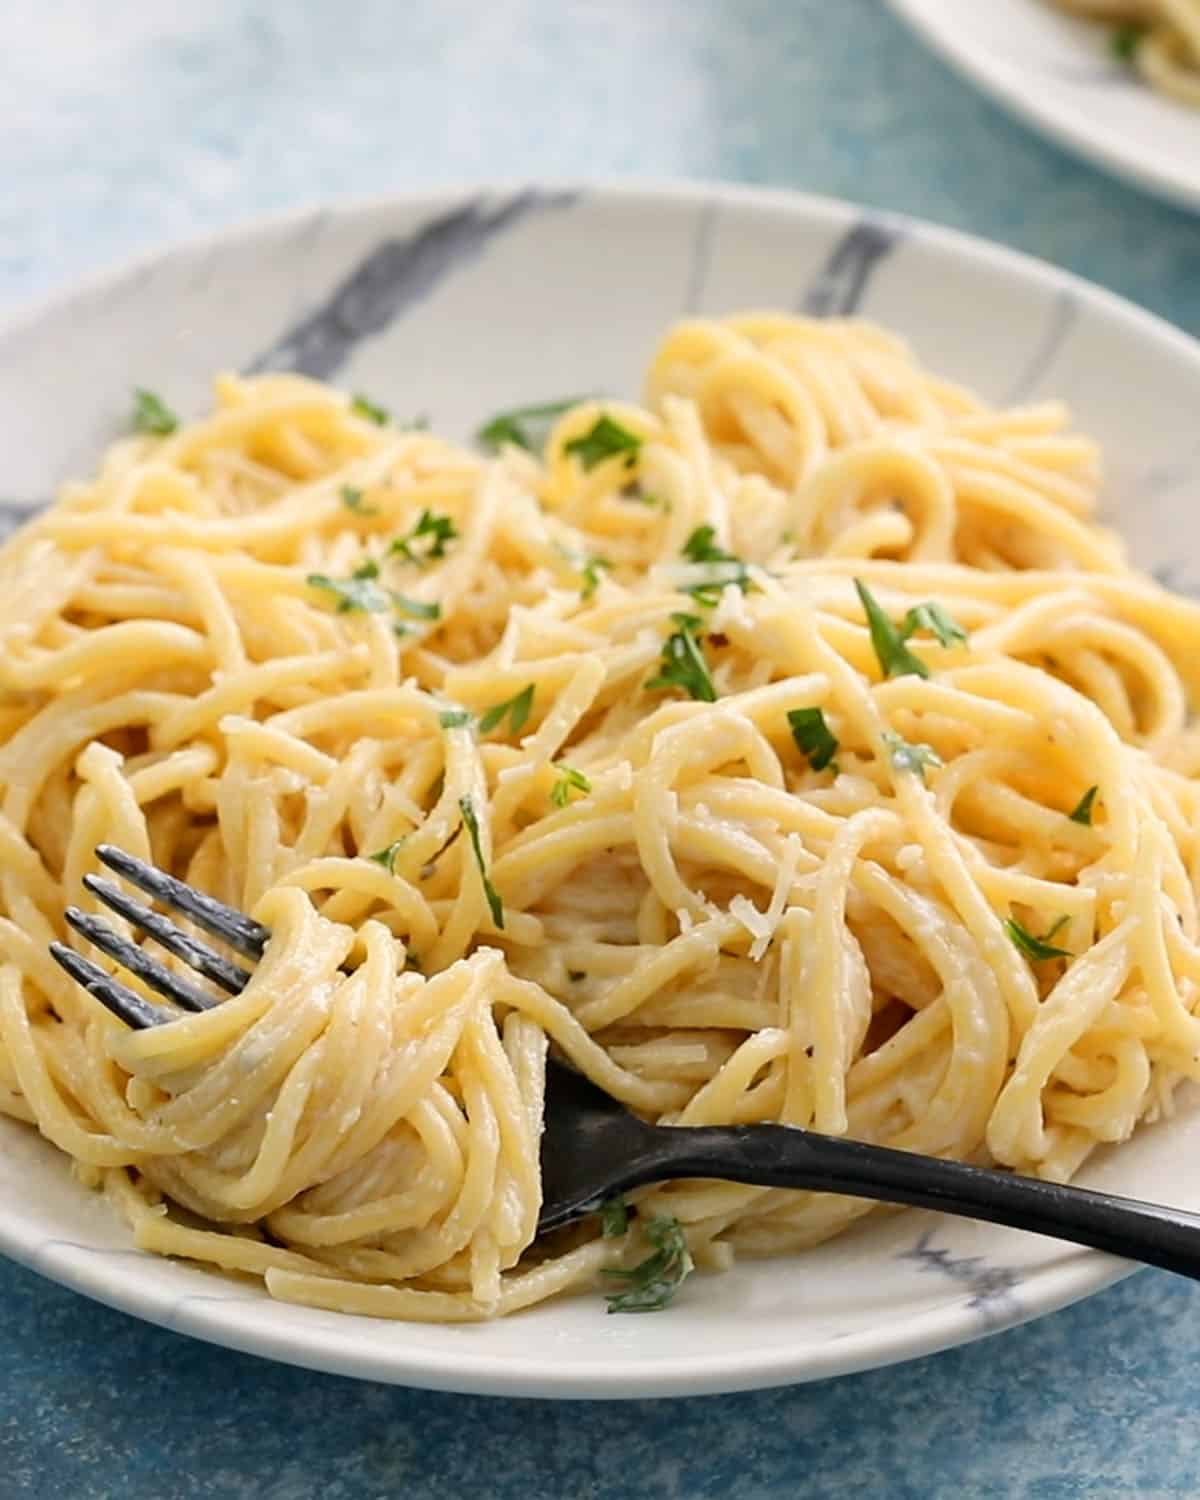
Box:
[884,0,1200,214]
[2,175,1195,1397]
[0,1215,1133,1397]
[2,175,1198,361]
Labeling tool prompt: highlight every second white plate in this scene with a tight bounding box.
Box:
[887,0,1200,214]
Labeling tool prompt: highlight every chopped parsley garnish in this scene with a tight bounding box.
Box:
[788,707,839,773]
[308,564,439,623]
[550,764,591,808]
[901,601,968,650]
[392,593,441,621]
[600,1197,629,1239]
[565,415,642,471]
[856,579,928,679]
[681,525,736,567]
[478,683,534,736]
[438,709,472,729]
[459,795,504,929]
[602,1214,694,1314]
[1111,23,1144,60]
[350,393,389,425]
[685,582,724,608]
[390,509,458,564]
[580,555,610,601]
[131,388,179,436]
[553,541,610,601]
[680,525,751,605]
[366,840,405,873]
[854,580,967,680]
[685,577,745,607]
[306,569,390,614]
[476,397,585,453]
[646,613,717,702]
[340,485,379,516]
[882,730,943,782]
[1068,786,1098,826]
[1004,914,1071,962]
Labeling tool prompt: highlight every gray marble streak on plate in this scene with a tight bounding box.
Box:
[800,217,905,317]
[0,500,44,536]
[246,189,576,379]
[897,1231,1023,1332]
[1005,288,1079,401]
[683,200,720,314]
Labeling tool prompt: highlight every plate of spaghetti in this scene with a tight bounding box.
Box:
[886,0,1200,213]
[4,181,1200,1397]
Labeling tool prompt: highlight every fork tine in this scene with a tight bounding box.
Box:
[95,844,269,960]
[65,907,218,1013]
[49,942,171,1031]
[83,874,252,995]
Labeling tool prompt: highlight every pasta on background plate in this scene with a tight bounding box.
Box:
[3,311,1200,1321]
[1050,0,1200,107]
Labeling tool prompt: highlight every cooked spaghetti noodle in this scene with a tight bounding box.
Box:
[1050,0,1200,106]
[3,311,1200,1321]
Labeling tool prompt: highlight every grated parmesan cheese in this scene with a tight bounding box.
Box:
[729,834,804,960]
[711,579,754,631]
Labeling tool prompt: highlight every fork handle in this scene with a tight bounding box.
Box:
[634,1125,1200,1280]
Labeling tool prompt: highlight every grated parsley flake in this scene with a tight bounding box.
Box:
[854,579,966,680]
[340,485,379,517]
[550,764,591,808]
[459,795,504,929]
[366,840,405,873]
[602,1214,694,1314]
[882,729,943,781]
[132,388,179,436]
[390,510,458,564]
[646,613,717,702]
[1068,786,1098,826]
[477,397,585,453]
[600,1197,629,1239]
[1005,914,1071,962]
[350,393,389,425]
[788,707,839,773]
[479,684,534,736]
[564,415,642,471]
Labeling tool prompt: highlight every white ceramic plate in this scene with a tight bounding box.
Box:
[4,181,1200,1398]
[886,0,1200,213]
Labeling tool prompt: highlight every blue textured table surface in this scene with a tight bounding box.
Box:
[4,2,1200,1496]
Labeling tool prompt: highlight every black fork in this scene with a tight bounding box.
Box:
[50,844,266,1026]
[51,846,1200,1277]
